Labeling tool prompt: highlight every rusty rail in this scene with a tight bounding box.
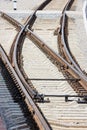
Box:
[0,44,52,130]
[1,0,87,129]
[58,0,87,94]
[0,11,22,30]
[59,0,86,76]
[26,26,87,91]
[6,0,52,130]
[2,0,87,94]
[11,0,52,100]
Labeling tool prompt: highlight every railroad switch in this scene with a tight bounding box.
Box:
[44,94,87,103]
[34,94,44,102]
[34,94,50,103]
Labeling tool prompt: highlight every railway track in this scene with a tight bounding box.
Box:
[58,0,87,95]
[1,0,53,130]
[21,0,87,129]
[0,11,52,129]
[23,26,87,130]
[0,0,87,129]
[0,45,39,130]
[68,2,87,72]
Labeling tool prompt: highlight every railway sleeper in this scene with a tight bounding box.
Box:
[78,89,87,92]
[9,123,29,130]
[4,111,24,117]
[10,117,26,123]
[73,87,85,91]
[8,121,27,128]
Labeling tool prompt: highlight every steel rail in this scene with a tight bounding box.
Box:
[27,29,87,91]
[2,1,87,93]
[2,0,51,100]
[0,45,40,129]
[57,0,87,94]
[1,1,85,77]
[0,44,52,130]
[0,11,24,61]
[0,0,52,100]
[9,0,52,129]
[1,1,87,91]
[12,28,38,99]
[0,1,52,129]
[59,0,87,79]
[0,11,22,30]
[1,1,87,129]
[62,0,74,14]
[11,0,52,99]
[25,0,52,29]
[27,78,80,81]
[0,0,52,30]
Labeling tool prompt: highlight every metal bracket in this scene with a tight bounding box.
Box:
[44,94,87,103]
[34,94,50,103]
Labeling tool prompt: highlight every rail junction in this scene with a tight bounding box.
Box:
[0,0,87,130]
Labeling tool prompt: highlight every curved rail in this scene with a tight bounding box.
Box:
[26,29,87,91]
[2,0,87,94]
[0,44,40,129]
[1,0,87,129]
[26,0,52,29]
[0,43,52,130]
[8,0,52,129]
[0,0,52,102]
[3,0,87,95]
[11,0,52,99]
[59,0,87,78]
[56,0,87,95]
